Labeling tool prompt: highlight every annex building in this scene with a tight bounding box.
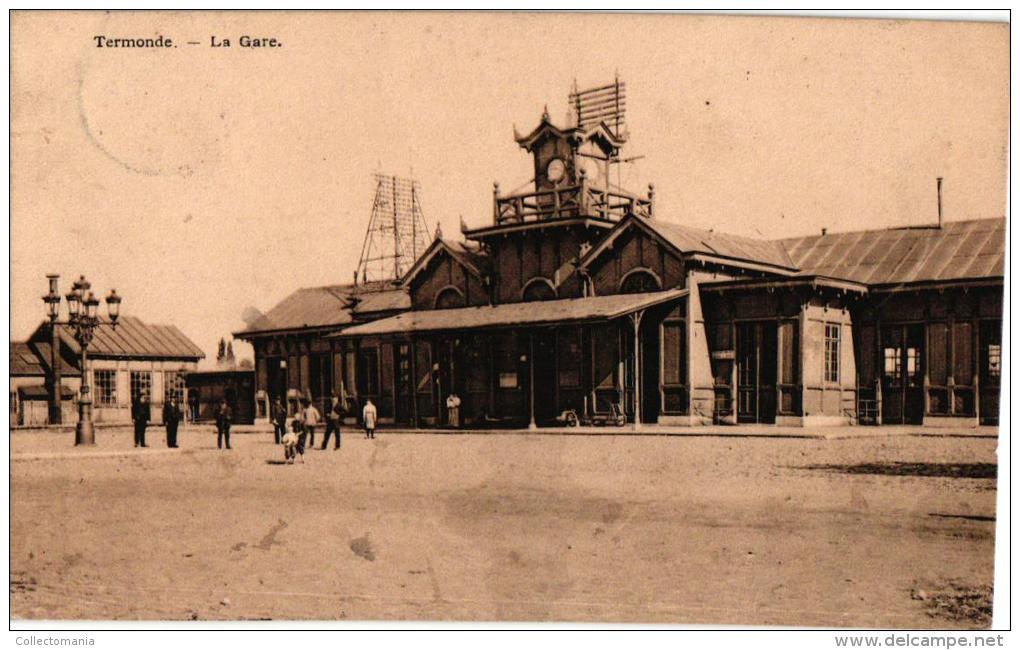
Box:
[236,107,1004,430]
[11,316,205,426]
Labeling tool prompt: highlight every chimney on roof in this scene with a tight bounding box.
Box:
[936,176,944,229]
[821,227,828,236]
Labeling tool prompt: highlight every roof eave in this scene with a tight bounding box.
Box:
[464,217,617,241]
[233,323,350,340]
[329,288,689,339]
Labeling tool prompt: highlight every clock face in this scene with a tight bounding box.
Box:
[546,158,566,183]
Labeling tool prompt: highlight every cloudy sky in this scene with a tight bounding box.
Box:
[10,12,1008,365]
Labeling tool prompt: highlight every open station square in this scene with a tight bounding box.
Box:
[10,427,996,627]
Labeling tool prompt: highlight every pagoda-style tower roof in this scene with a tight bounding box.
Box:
[512,110,627,157]
[463,107,651,241]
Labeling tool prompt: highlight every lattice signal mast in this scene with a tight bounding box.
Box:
[355,173,431,283]
[569,75,636,195]
[570,74,626,137]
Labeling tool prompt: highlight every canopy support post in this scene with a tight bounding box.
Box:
[630,310,644,430]
[528,331,537,431]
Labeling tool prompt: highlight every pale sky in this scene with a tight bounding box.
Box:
[10,12,1009,366]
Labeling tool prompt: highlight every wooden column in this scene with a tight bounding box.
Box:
[630,310,644,430]
[528,331,537,431]
[409,337,419,428]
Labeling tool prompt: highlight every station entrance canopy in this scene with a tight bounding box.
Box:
[331,288,688,338]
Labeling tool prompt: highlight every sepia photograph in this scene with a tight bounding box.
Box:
[6,9,1010,636]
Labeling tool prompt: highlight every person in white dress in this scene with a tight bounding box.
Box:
[362,399,377,439]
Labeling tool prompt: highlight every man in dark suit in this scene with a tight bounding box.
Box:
[320,394,343,450]
[132,393,150,448]
[271,396,287,445]
[163,396,182,448]
[216,398,233,450]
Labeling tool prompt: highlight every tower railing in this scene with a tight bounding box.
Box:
[493,181,653,225]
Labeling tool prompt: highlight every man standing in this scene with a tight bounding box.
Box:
[321,394,343,450]
[216,398,233,450]
[271,396,287,445]
[302,398,321,449]
[132,392,150,448]
[362,398,377,439]
[163,396,182,448]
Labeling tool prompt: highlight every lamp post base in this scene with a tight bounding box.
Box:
[75,420,96,446]
[75,397,95,446]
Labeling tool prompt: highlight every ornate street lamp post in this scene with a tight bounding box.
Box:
[42,274,122,446]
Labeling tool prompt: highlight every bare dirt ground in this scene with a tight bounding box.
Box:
[10,427,998,627]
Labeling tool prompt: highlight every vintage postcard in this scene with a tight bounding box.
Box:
[8,10,1008,631]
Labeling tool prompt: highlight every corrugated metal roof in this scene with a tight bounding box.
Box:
[237,281,410,336]
[352,288,411,314]
[334,288,688,337]
[651,219,796,270]
[780,218,1005,286]
[237,284,357,335]
[579,215,797,273]
[47,316,205,360]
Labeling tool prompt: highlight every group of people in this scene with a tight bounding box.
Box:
[130,391,232,449]
[130,392,185,449]
[270,394,379,454]
[130,390,381,452]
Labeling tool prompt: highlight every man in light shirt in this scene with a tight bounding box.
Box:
[302,398,321,449]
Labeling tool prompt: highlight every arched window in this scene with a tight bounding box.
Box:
[434,286,465,309]
[619,269,662,294]
[522,277,557,302]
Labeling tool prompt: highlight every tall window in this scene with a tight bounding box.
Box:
[824,323,840,384]
[164,371,186,404]
[95,369,118,405]
[130,371,152,402]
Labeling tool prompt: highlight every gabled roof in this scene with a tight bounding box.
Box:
[234,280,408,337]
[44,316,205,360]
[401,238,489,287]
[779,218,1005,286]
[578,214,797,275]
[235,284,358,336]
[26,316,203,361]
[333,288,688,338]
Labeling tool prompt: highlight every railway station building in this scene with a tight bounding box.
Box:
[236,108,1004,430]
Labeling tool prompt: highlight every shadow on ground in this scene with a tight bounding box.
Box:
[796,462,996,479]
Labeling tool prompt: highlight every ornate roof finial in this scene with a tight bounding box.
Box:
[542,104,550,121]
[434,221,443,240]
